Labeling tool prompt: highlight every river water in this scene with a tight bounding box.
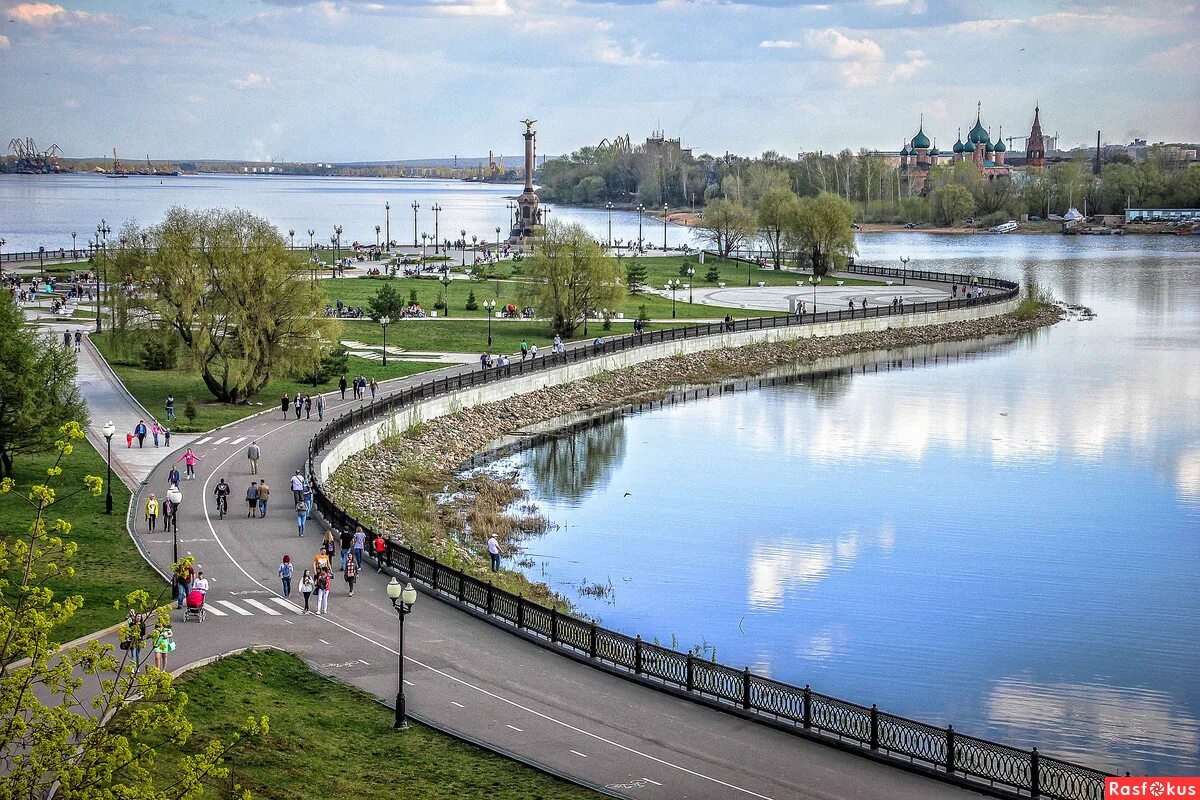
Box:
[0,172,699,252]
[489,234,1200,775]
[5,173,1197,774]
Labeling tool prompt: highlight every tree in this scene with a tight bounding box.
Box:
[0,300,88,478]
[138,207,338,404]
[705,265,721,282]
[524,221,624,336]
[794,192,857,276]
[933,184,975,225]
[0,421,266,798]
[465,290,478,311]
[697,199,757,257]
[368,282,404,321]
[625,260,648,294]
[756,187,803,268]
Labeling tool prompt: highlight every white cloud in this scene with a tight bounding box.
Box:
[596,36,661,66]
[805,28,884,62]
[0,34,9,48]
[429,0,512,17]
[187,94,206,104]
[231,72,271,89]
[891,48,930,80]
[759,39,801,49]
[7,2,112,26]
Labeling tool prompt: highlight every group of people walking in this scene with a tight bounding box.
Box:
[338,374,378,401]
[285,525,386,614]
[127,418,171,449]
[282,391,326,421]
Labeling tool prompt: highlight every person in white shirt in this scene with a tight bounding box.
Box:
[290,469,306,504]
[192,572,210,596]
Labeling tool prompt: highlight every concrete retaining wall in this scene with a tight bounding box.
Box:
[317,296,1018,482]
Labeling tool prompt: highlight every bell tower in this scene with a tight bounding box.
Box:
[1027,106,1046,168]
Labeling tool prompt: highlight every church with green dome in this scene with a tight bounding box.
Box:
[899,102,1013,195]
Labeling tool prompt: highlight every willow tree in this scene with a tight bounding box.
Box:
[140,207,336,403]
[525,221,623,337]
[794,192,857,276]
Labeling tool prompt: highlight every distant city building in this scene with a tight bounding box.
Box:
[898,103,1011,194]
[1026,106,1046,168]
[1125,208,1200,222]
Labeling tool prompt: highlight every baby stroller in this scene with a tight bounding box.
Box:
[184,589,206,622]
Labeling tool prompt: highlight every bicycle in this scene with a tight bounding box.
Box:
[215,494,228,519]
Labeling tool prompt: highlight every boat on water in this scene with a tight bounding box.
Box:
[989,221,1019,233]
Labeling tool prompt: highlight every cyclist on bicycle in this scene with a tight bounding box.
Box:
[213,478,231,516]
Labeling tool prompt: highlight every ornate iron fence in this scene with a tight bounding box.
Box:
[307,264,1111,799]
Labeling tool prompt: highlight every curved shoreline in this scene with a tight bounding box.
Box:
[327,304,1063,583]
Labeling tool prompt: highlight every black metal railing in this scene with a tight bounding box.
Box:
[303,265,1110,799]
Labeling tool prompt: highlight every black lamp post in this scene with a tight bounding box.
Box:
[166,484,182,565]
[421,233,428,264]
[410,201,418,247]
[606,202,613,247]
[663,202,668,251]
[637,204,645,249]
[460,229,467,267]
[431,204,442,253]
[495,227,501,252]
[380,315,390,367]
[667,279,679,318]
[330,236,338,278]
[375,225,381,251]
[333,225,343,275]
[900,255,909,286]
[289,229,295,250]
[385,201,391,251]
[91,238,102,333]
[71,230,77,257]
[811,275,821,312]
[440,271,451,316]
[102,421,115,514]
[686,266,695,304]
[308,228,315,251]
[507,201,516,231]
[482,299,494,349]
[97,220,111,328]
[386,577,418,729]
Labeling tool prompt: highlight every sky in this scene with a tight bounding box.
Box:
[1,0,1197,162]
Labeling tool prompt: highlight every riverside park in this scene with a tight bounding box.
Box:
[3,3,1200,799]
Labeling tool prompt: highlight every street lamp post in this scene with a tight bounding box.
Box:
[663,203,668,251]
[375,225,381,251]
[71,231,77,257]
[636,204,645,249]
[900,255,910,286]
[667,279,679,319]
[495,226,501,253]
[431,204,442,253]
[421,233,428,264]
[102,421,115,514]
[471,235,477,268]
[38,246,45,279]
[460,229,467,267]
[386,201,391,251]
[686,266,695,304]
[380,315,390,367]
[606,202,614,247]
[440,271,451,317]
[810,275,821,313]
[333,225,343,276]
[410,201,418,248]
[386,577,418,729]
[308,228,315,251]
[97,220,111,329]
[289,229,295,251]
[90,237,102,333]
[329,236,338,279]
[482,299,495,349]
[166,485,182,566]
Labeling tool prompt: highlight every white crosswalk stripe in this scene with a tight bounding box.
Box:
[213,436,229,445]
[202,603,227,616]
[230,437,246,444]
[194,436,212,445]
[215,600,252,616]
[243,599,281,616]
[268,597,303,614]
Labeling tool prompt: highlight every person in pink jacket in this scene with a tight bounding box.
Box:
[175,448,202,481]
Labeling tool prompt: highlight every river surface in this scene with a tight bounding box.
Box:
[0,172,699,252]
[487,234,1200,775]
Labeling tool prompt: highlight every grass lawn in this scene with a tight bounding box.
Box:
[342,318,690,355]
[629,254,884,289]
[156,650,605,800]
[91,334,444,432]
[0,439,162,641]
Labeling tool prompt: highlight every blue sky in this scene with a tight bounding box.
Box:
[1,0,1196,161]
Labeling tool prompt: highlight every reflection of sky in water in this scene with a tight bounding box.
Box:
[496,235,1200,774]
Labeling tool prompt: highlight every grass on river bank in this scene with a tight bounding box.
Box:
[149,650,605,800]
[0,439,162,641]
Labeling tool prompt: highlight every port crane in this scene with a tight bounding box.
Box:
[8,137,62,172]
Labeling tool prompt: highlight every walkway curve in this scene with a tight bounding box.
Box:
[123,266,1039,800]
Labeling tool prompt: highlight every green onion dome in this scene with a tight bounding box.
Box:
[911,127,931,150]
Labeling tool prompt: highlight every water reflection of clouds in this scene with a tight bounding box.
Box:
[985,677,1200,771]
[1177,448,1200,501]
[747,523,895,611]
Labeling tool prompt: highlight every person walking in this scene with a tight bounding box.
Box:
[168,466,181,487]
[151,422,162,447]
[257,479,271,518]
[487,534,502,572]
[519,339,528,361]
[338,528,353,570]
[175,448,201,480]
[134,419,147,447]
[164,427,171,447]
[172,559,193,610]
[299,569,315,614]
[160,495,174,531]
[123,610,147,672]
[373,532,387,572]
[295,498,308,537]
[316,394,325,421]
[369,378,378,400]
[293,392,303,419]
[315,568,331,614]
[126,430,133,448]
[278,555,294,598]
[192,570,209,597]
[304,394,312,419]
[338,374,347,400]
[165,393,175,421]
[73,330,82,353]
[323,530,337,568]
[343,556,358,597]
[290,469,305,504]
[352,526,367,569]
[281,393,289,419]
[246,481,259,518]
[144,494,158,532]
[246,441,260,474]
[302,476,314,520]
[152,620,174,671]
